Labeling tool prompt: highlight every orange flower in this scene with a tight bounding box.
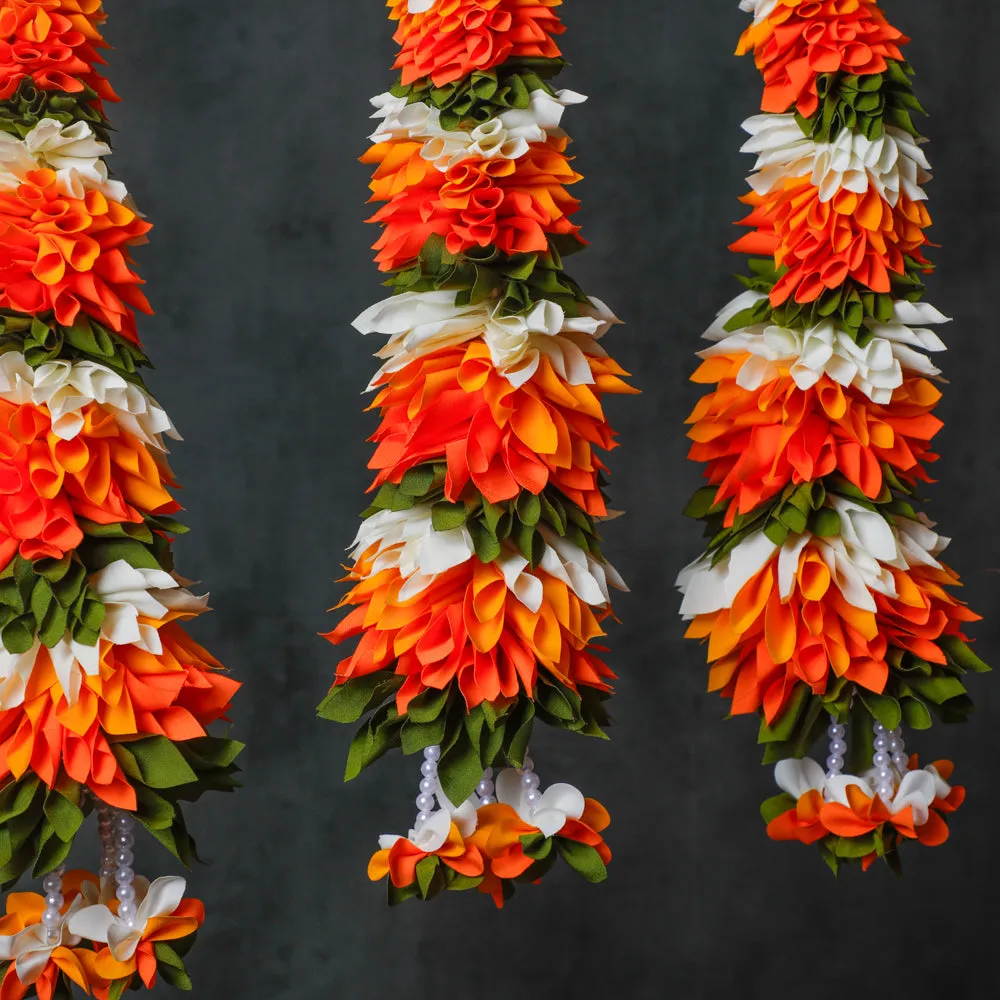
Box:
[731,179,932,306]
[0,399,177,570]
[0,0,118,105]
[368,340,631,516]
[325,553,614,714]
[687,552,974,724]
[0,169,151,341]
[0,616,240,809]
[363,139,583,271]
[767,787,828,845]
[367,821,484,888]
[687,359,941,521]
[736,0,907,117]
[388,0,565,87]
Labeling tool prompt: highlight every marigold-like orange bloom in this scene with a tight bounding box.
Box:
[325,552,614,714]
[0,0,118,105]
[368,341,632,516]
[0,399,177,570]
[731,180,932,306]
[0,169,151,341]
[687,359,942,522]
[0,616,240,810]
[367,822,485,888]
[363,139,583,272]
[688,550,977,723]
[388,0,565,87]
[469,797,610,907]
[736,0,907,117]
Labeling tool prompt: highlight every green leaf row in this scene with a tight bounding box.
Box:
[0,78,112,145]
[366,464,605,566]
[0,311,151,381]
[319,670,609,804]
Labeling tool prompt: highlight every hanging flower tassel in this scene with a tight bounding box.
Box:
[0,2,242,993]
[323,0,629,902]
[678,0,988,874]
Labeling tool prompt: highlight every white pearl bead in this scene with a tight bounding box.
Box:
[521,772,540,791]
[876,783,894,802]
[423,746,441,762]
[873,723,887,734]
[45,893,64,909]
[888,738,904,754]
[829,739,847,756]
[475,780,494,797]
[827,724,846,740]
[118,901,137,925]
[115,833,134,849]
[42,874,61,894]
[479,795,495,806]
[482,767,494,780]
[415,811,433,825]
[522,756,534,772]
[825,753,844,773]
[874,736,889,752]
[419,778,435,795]
[891,752,908,770]
[42,909,61,929]
[415,794,434,812]
[875,768,893,785]
[873,751,891,768]
[420,760,437,778]
[116,885,136,903]
[115,867,133,886]
[525,790,541,804]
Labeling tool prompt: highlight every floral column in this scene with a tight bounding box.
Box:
[319,0,631,907]
[0,3,241,994]
[678,0,984,873]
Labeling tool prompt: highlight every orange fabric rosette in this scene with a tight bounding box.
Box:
[0,0,118,105]
[731,179,932,306]
[388,0,565,87]
[736,0,907,117]
[325,551,614,714]
[686,358,942,522]
[367,340,632,517]
[687,546,977,725]
[0,398,177,570]
[0,616,239,810]
[367,821,485,888]
[0,168,152,343]
[363,137,584,272]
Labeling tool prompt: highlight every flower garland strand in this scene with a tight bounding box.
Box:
[319,0,631,906]
[0,3,242,995]
[677,0,987,875]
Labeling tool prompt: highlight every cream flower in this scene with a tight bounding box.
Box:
[369,89,586,170]
[495,768,585,837]
[741,113,931,206]
[0,118,126,201]
[0,897,87,986]
[702,291,946,404]
[677,501,943,618]
[0,560,205,709]
[0,354,179,451]
[355,290,618,389]
[68,877,187,963]
[774,757,827,800]
[378,786,478,852]
[350,506,626,610]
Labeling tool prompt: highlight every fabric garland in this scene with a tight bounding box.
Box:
[319,0,630,907]
[0,4,242,996]
[678,0,988,874]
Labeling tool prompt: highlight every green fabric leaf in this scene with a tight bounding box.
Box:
[760,793,796,825]
[858,690,902,731]
[437,728,484,805]
[415,855,440,899]
[42,791,83,842]
[431,502,469,531]
[317,673,401,724]
[556,839,607,884]
[114,738,199,789]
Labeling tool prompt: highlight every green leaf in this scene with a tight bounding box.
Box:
[516,492,542,527]
[437,729,484,804]
[400,716,447,756]
[115,738,198,789]
[941,636,991,674]
[431,502,469,531]
[906,675,967,705]
[415,855,440,899]
[469,521,502,563]
[760,793,796,825]
[810,508,842,537]
[154,942,194,991]
[33,831,72,877]
[758,685,811,743]
[399,466,435,497]
[405,687,450,725]
[344,708,402,781]
[1,618,33,654]
[900,695,933,730]
[42,792,84,842]
[108,976,129,1000]
[556,839,607,884]
[317,673,401,724]
[858,690,902,731]
[831,834,877,859]
[504,699,534,767]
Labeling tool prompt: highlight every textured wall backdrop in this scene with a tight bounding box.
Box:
[93,1,999,996]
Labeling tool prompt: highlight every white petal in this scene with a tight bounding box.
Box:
[774,758,826,799]
[68,904,116,944]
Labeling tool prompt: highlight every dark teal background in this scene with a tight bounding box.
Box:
[90,0,1000,995]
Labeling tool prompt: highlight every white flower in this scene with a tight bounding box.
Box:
[739,0,778,22]
[350,506,626,610]
[408,0,437,11]
[69,877,187,963]
[0,353,179,451]
[677,501,946,618]
[355,290,619,389]
[0,896,88,985]
[774,757,827,800]
[701,292,947,404]
[350,506,475,601]
[91,560,208,653]
[0,118,126,201]
[0,560,205,709]
[741,113,931,206]
[826,770,939,826]
[369,89,586,170]
[378,785,478,853]
[495,768,585,837]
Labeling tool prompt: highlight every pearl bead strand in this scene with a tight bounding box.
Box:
[872,721,906,803]
[41,865,66,945]
[414,745,441,829]
[476,768,495,807]
[826,715,847,778]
